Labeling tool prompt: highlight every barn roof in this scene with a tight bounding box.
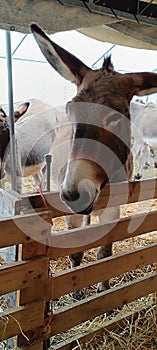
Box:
[0,0,157,50]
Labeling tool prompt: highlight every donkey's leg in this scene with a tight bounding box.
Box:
[95,206,120,292]
[132,141,141,166]
[64,214,90,299]
[65,214,90,269]
[33,165,47,189]
[64,214,85,230]
[33,171,43,187]
[143,145,151,169]
[69,251,84,268]
[153,149,157,168]
[97,244,112,292]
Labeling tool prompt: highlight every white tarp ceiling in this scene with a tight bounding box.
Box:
[0,1,156,105]
[0,1,157,50]
[1,27,157,107]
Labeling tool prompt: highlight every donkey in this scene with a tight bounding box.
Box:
[30,23,157,297]
[0,99,88,237]
[0,99,60,193]
[130,100,157,179]
[0,102,30,182]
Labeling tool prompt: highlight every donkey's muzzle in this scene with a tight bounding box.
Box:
[60,179,97,214]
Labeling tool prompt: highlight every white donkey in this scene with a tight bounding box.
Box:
[0,98,64,193]
[130,100,157,178]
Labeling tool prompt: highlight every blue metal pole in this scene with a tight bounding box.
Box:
[92,44,116,68]
[5,30,17,192]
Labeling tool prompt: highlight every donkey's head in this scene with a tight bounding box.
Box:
[31,24,157,214]
[0,102,30,180]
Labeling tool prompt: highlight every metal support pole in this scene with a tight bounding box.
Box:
[6,30,17,191]
[45,154,52,192]
[92,44,116,68]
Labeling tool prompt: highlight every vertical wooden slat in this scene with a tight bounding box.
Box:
[16,240,47,348]
[16,210,52,349]
[0,189,20,218]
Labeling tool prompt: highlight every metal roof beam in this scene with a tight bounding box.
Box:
[61,0,157,26]
[12,34,27,56]
[92,44,116,68]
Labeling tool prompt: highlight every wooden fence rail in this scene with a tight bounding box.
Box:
[0,178,157,349]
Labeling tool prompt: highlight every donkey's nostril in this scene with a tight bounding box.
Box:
[60,179,97,214]
[61,186,80,202]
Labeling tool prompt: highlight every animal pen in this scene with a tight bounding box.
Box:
[0,178,157,349]
[0,0,157,349]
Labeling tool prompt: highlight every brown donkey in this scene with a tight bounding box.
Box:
[31,23,157,298]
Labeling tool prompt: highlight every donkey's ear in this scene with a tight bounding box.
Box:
[30,23,90,85]
[14,102,30,121]
[0,107,7,119]
[130,72,157,97]
[102,55,114,72]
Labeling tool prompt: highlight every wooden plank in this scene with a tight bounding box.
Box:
[49,209,157,258]
[17,326,45,348]
[17,240,49,308]
[0,189,21,218]
[23,244,156,303]
[14,237,157,305]
[95,178,157,210]
[0,210,52,248]
[21,191,71,217]
[52,302,154,350]
[0,300,45,340]
[20,178,157,217]
[0,256,49,296]
[17,342,43,350]
[18,241,47,260]
[52,243,157,299]
[14,242,157,304]
[17,279,50,305]
[50,273,157,335]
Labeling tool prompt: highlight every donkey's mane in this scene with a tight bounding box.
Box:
[0,106,9,130]
[102,55,114,72]
[0,121,10,132]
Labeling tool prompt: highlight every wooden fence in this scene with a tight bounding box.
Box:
[0,178,157,349]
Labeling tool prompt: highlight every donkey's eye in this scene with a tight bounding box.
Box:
[106,113,121,125]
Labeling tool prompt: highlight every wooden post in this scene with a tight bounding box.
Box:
[16,194,53,349]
